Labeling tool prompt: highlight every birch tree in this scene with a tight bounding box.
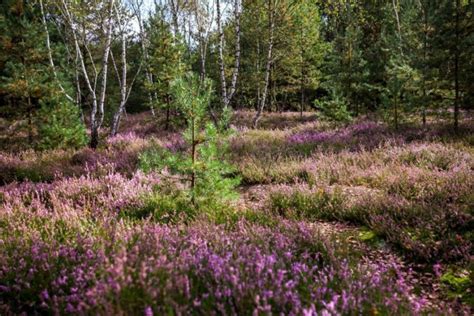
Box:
[216,0,241,110]
[252,0,275,128]
[110,1,143,137]
[190,0,215,82]
[39,0,75,105]
[57,0,115,148]
[130,0,157,115]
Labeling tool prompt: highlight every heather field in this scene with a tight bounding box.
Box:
[0,111,472,315]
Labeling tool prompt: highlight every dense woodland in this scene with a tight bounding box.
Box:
[0,0,473,315]
[1,0,473,148]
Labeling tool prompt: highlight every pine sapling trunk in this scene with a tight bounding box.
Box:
[300,26,305,119]
[165,95,171,131]
[190,115,196,206]
[300,61,305,118]
[394,94,399,130]
[422,107,426,127]
[27,95,33,145]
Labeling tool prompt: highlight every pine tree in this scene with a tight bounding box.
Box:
[140,73,239,216]
[146,7,187,129]
[430,0,473,131]
[0,0,86,149]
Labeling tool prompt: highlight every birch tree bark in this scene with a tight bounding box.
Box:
[192,0,214,82]
[131,0,157,116]
[216,0,241,109]
[110,2,143,137]
[110,5,128,137]
[391,0,404,60]
[39,0,75,104]
[58,0,115,148]
[90,1,114,148]
[253,0,275,128]
[216,0,228,106]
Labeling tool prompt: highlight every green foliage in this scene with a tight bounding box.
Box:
[37,98,88,150]
[358,228,384,246]
[145,8,187,118]
[190,123,240,209]
[381,57,420,127]
[440,268,473,305]
[121,191,194,224]
[0,1,86,150]
[314,89,352,123]
[138,146,174,173]
[140,72,240,219]
[269,188,347,222]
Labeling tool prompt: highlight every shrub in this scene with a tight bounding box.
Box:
[37,98,88,150]
[121,190,194,224]
[0,220,425,314]
[139,73,240,218]
[314,90,352,123]
[268,186,473,263]
[269,187,348,222]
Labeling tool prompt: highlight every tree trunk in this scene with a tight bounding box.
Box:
[422,4,428,127]
[75,53,84,123]
[170,0,180,37]
[94,0,114,145]
[190,115,196,206]
[269,63,275,112]
[454,0,460,133]
[392,0,403,55]
[132,0,156,116]
[27,95,33,145]
[58,0,114,149]
[300,55,305,118]
[216,0,228,106]
[199,40,207,82]
[300,23,305,118]
[253,0,275,128]
[394,94,399,130]
[110,12,128,137]
[227,0,242,106]
[165,95,171,131]
[256,38,261,109]
[39,0,75,103]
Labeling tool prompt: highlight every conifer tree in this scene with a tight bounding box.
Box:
[146,7,187,129]
[0,0,86,148]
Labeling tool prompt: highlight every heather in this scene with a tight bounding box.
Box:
[0,210,423,314]
[1,0,474,313]
[233,118,474,263]
[0,131,181,185]
[1,112,473,314]
[0,169,424,314]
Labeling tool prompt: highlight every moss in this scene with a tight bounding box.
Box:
[359,229,377,243]
[440,270,470,292]
[440,269,473,306]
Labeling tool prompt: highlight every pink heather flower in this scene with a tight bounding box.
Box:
[433,263,442,278]
[40,289,50,301]
[66,303,75,313]
[144,306,153,316]
[302,304,316,316]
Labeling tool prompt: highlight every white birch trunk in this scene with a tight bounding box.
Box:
[253,0,275,128]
